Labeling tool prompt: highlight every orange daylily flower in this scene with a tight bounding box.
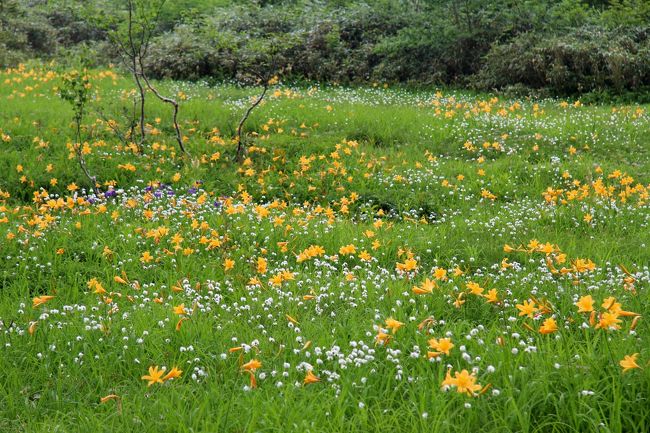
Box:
[619,354,640,373]
[539,317,558,334]
[575,295,594,313]
[303,370,321,385]
[32,295,54,308]
[413,278,436,295]
[384,317,404,334]
[516,300,537,318]
[442,369,482,396]
[173,304,188,315]
[141,366,165,386]
[162,366,183,381]
[241,359,262,372]
[428,337,454,356]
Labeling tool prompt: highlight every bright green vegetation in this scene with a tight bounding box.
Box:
[0,63,649,432]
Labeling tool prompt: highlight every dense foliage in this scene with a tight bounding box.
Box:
[2,0,650,97]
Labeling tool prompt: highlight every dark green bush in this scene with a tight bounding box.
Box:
[0,0,57,65]
[144,3,408,83]
[145,25,226,80]
[4,0,650,99]
[477,26,650,95]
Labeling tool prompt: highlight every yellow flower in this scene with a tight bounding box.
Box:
[358,250,372,261]
[384,317,404,334]
[595,311,622,330]
[428,337,454,356]
[574,258,596,273]
[103,246,113,258]
[539,317,558,334]
[32,295,54,308]
[602,297,621,313]
[28,321,38,335]
[466,281,484,296]
[162,366,183,381]
[269,273,283,286]
[241,359,262,372]
[224,258,235,271]
[619,353,640,373]
[175,317,188,331]
[433,267,447,280]
[538,242,555,255]
[303,370,321,385]
[449,369,482,396]
[516,300,537,318]
[484,289,499,304]
[141,366,165,386]
[256,257,267,274]
[453,293,465,308]
[173,304,187,315]
[396,257,417,272]
[375,330,391,346]
[140,251,153,263]
[575,295,594,313]
[441,368,455,388]
[412,278,436,295]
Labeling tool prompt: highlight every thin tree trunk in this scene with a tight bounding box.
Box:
[127,0,146,151]
[74,115,99,196]
[235,82,268,163]
[138,65,189,157]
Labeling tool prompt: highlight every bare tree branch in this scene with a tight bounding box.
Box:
[235,73,268,163]
[138,57,189,157]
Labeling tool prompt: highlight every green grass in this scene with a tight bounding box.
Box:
[0,63,649,432]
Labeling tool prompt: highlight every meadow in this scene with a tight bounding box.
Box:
[0,63,649,432]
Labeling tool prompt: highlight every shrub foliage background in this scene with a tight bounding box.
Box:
[2,0,650,97]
